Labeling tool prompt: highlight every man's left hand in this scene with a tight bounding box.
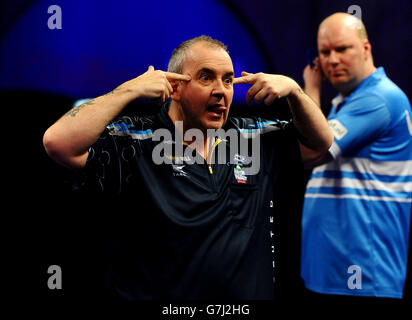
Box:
[233,71,300,105]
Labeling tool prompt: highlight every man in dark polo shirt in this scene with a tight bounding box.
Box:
[43,36,332,300]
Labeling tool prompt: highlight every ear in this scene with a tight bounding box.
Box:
[363,40,372,60]
[170,80,182,102]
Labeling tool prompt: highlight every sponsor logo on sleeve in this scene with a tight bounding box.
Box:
[328,119,348,140]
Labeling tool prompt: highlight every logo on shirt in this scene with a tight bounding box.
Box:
[171,164,188,177]
[328,119,348,140]
[233,153,248,183]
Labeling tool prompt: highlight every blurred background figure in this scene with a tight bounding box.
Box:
[301,12,412,310]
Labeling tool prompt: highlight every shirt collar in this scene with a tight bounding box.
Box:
[331,67,385,108]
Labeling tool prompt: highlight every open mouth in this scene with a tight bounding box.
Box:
[207,104,227,118]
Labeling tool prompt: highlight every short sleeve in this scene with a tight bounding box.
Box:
[328,94,391,158]
[77,127,122,193]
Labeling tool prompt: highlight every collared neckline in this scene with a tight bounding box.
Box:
[331,67,385,109]
[156,102,224,172]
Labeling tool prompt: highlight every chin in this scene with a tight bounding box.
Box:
[206,123,224,130]
[202,119,224,131]
[203,115,227,129]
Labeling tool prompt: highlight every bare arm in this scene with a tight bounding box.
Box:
[233,71,333,165]
[286,85,333,160]
[43,66,190,170]
[300,59,335,167]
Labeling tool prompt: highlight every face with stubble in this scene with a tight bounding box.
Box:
[317,14,374,97]
[172,42,234,133]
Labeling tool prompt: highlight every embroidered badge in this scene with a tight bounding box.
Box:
[233,154,248,183]
[328,119,348,140]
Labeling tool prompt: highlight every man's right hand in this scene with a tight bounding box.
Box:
[117,65,191,103]
[43,66,190,170]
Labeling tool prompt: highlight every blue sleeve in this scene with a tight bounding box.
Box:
[328,94,391,157]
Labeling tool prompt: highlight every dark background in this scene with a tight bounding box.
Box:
[2,0,410,316]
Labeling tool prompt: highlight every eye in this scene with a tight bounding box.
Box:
[224,77,233,85]
[336,46,347,53]
[320,49,330,56]
[200,74,210,81]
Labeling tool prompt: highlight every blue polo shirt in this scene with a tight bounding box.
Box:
[301,67,412,298]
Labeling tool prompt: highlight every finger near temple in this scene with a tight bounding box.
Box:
[233,75,255,85]
[233,71,256,84]
[164,72,191,81]
[241,71,253,77]
[232,77,244,84]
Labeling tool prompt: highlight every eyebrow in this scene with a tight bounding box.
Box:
[197,67,234,77]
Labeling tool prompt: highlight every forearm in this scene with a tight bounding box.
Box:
[286,87,333,153]
[43,67,189,169]
[303,85,321,107]
[43,87,135,169]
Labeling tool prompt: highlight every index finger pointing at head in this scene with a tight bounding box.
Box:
[233,74,256,85]
[164,72,191,81]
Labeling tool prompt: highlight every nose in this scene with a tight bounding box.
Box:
[329,50,339,65]
[211,79,225,98]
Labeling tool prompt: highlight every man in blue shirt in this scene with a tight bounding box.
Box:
[301,12,412,304]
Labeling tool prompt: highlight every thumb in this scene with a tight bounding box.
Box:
[147,65,155,72]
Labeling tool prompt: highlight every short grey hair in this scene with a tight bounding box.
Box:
[167,35,228,74]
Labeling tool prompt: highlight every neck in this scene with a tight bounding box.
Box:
[168,100,210,159]
[340,64,377,98]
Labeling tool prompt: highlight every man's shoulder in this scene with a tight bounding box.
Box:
[106,113,160,139]
[357,71,410,109]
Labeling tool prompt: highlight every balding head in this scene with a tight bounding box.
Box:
[316,12,376,97]
[319,12,368,42]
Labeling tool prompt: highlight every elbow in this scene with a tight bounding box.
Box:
[318,136,334,156]
[300,139,333,169]
[43,127,59,160]
[43,128,86,170]
[301,150,332,169]
[309,129,334,156]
